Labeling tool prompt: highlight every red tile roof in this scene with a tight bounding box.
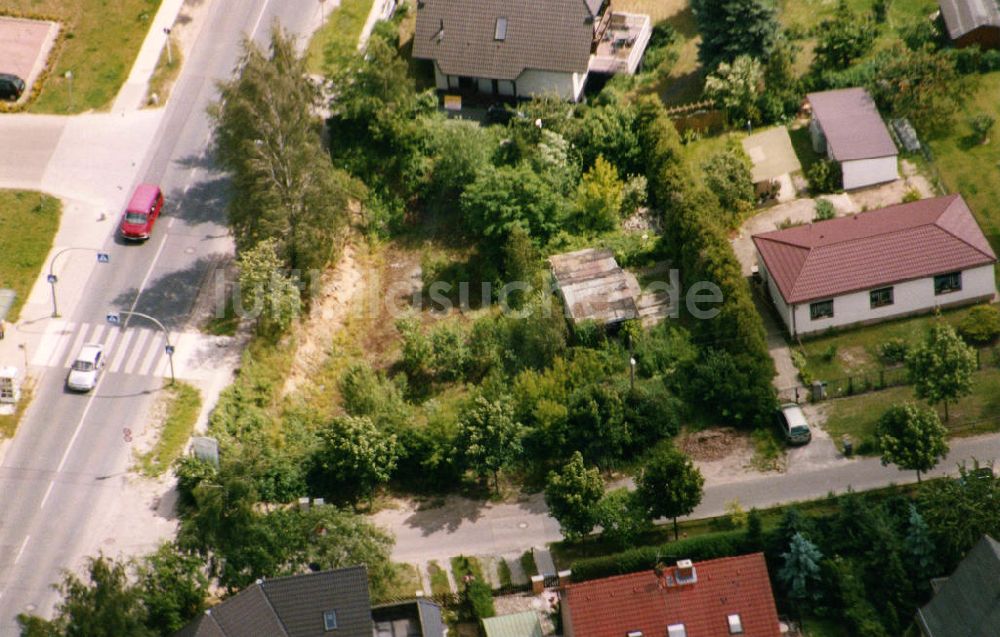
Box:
[807,88,897,161]
[562,553,781,637]
[752,194,996,305]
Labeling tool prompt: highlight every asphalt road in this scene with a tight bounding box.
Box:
[0,0,321,628]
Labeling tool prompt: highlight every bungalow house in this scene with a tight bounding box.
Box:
[561,554,782,637]
[173,566,445,637]
[916,535,1000,637]
[753,194,997,337]
[411,0,651,102]
[938,0,1000,49]
[807,88,898,190]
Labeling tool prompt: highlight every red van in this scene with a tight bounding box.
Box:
[119,184,164,241]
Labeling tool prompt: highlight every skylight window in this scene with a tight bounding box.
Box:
[728,614,744,634]
[667,625,687,637]
[323,610,338,631]
[495,17,508,40]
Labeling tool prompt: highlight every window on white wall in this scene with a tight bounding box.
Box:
[810,299,834,320]
[934,271,962,295]
[870,286,894,308]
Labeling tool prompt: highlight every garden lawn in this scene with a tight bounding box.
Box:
[822,367,1000,453]
[778,0,937,32]
[305,0,374,74]
[0,191,61,322]
[794,305,979,381]
[927,71,1000,253]
[6,0,162,113]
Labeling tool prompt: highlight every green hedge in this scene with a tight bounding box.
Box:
[570,529,755,581]
[635,96,776,428]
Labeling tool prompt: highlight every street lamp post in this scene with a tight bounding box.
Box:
[163,27,173,65]
[48,248,111,317]
[106,310,175,384]
[65,71,73,111]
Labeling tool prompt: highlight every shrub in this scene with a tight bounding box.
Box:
[814,198,835,221]
[877,338,910,365]
[464,579,495,620]
[958,305,1000,345]
[968,113,995,145]
[820,344,838,363]
[902,189,921,203]
[807,159,840,194]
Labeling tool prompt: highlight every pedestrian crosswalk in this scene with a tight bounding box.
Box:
[32,320,178,378]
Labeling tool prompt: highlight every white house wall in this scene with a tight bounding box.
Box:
[758,254,794,333]
[516,69,587,101]
[841,155,899,190]
[789,264,996,336]
[433,64,450,91]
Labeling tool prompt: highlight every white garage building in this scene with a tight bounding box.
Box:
[753,194,996,337]
[807,87,899,190]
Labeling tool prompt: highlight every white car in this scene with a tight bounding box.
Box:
[66,343,105,392]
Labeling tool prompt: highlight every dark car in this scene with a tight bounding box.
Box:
[0,73,26,101]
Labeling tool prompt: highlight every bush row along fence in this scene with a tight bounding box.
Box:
[780,345,1000,403]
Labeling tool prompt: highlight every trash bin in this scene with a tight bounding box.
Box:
[842,435,853,457]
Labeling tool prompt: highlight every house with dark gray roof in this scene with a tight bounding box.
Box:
[938,0,1000,49]
[807,87,899,190]
[174,567,444,637]
[917,535,1000,637]
[411,0,651,102]
[752,194,996,336]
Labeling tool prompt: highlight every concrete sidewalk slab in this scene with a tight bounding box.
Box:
[0,115,67,189]
[112,0,188,112]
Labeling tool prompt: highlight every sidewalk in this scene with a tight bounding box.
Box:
[112,0,189,112]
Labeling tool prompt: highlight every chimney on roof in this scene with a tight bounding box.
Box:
[675,559,697,586]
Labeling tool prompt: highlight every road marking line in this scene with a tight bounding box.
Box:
[61,323,96,369]
[31,320,67,366]
[168,217,176,228]
[109,329,134,373]
[40,355,113,510]
[13,536,29,565]
[131,238,169,312]
[123,330,153,375]
[250,0,273,39]
[137,334,164,376]
[46,322,77,368]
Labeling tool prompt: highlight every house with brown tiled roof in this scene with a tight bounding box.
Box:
[752,194,997,337]
[411,0,651,102]
[807,88,898,190]
[561,554,782,637]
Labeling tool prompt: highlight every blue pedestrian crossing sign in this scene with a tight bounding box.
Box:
[165,344,175,355]
[106,312,121,326]
[47,274,58,284]
[96,252,110,264]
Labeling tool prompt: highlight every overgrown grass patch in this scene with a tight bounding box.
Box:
[497,559,513,588]
[0,191,61,322]
[6,0,163,113]
[137,381,202,476]
[305,0,374,74]
[450,555,485,583]
[144,35,182,108]
[377,563,424,601]
[427,561,451,596]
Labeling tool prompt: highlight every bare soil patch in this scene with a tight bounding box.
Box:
[678,427,747,462]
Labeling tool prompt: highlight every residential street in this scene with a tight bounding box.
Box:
[376,431,1000,563]
[0,0,324,628]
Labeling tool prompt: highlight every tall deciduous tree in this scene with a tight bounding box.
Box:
[691,0,780,70]
[701,147,756,223]
[213,26,352,277]
[595,488,650,549]
[237,238,302,337]
[917,460,1000,568]
[704,55,764,125]
[813,0,877,70]
[459,395,523,494]
[778,532,824,605]
[136,543,210,635]
[875,402,949,482]
[545,451,605,541]
[18,555,155,637]
[906,319,976,420]
[310,415,399,505]
[868,44,963,135]
[635,445,705,540]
